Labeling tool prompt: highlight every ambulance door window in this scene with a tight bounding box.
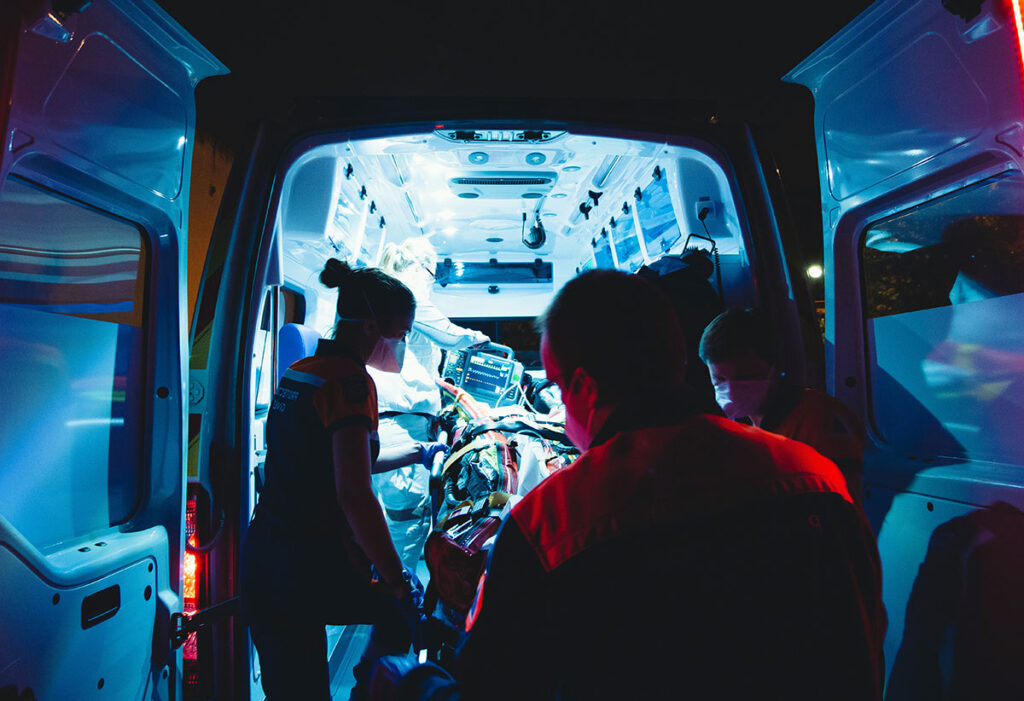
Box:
[0,176,148,548]
[253,286,305,411]
[253,289,277,411]
[861,172,1024,464]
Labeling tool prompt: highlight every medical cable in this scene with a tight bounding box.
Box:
[697,208,724,300]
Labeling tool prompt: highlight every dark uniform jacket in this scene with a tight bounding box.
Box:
[453,400,886,700]
[243,340,381,622]
[762,383,866,502]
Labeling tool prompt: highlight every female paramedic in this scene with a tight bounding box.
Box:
[241,259,447,701]
[369,237,489,571]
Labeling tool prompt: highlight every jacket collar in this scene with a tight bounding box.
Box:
[759,380,803,433]
[589,385,712,449]
[315,338,365,365]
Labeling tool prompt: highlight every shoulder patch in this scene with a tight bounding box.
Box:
[342,375,369,403]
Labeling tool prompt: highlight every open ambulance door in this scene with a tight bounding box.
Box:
[786,0,1024,695]
[0,1,225,699]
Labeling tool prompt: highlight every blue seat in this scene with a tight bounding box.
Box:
[277,323,321,383]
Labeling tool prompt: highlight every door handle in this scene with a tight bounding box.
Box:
[81,584,120,629]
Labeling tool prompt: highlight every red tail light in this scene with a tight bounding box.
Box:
[184,495,202,661]
[183,487,210,697]
[1011,0,1024,83]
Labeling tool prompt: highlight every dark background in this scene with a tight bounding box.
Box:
[157,0,875,298]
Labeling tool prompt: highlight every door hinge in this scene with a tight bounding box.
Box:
[171,596,240,649]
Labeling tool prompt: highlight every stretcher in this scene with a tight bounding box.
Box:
[417,354,578,663]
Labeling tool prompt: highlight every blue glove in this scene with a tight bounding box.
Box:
[417,442,449,467]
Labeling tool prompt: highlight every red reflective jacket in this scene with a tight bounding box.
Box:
[455,409,886,700]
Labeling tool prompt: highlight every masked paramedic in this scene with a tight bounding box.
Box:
[371,237,489,571]
[241,259,446,701]
[375,269,885,700]
[699,307,866,505]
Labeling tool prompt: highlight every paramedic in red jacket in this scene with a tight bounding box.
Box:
[698,307,867,505]
[387,269,886,700]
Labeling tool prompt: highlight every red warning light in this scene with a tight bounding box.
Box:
[183,494,202,662]
[1012,0,1024,83]
[435,124,445,129]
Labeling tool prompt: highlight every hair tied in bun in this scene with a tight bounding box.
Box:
[320,258,353,289]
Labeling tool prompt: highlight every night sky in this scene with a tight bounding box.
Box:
[155,0,872,130]
[156,0,875,276]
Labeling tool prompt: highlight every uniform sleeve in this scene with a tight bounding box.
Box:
[312,369,377,432]
[454,518,556,701]
[413,298,489,350]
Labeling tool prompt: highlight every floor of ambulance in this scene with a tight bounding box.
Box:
[326,557,432,699]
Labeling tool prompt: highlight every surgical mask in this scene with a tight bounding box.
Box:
[948,272,993,305]
[714,379,771,420]
[368,334,406,373]
[338,290,408,373]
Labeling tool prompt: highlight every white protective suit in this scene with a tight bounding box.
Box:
[368,296,489,570]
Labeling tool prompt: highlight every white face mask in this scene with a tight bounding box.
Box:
[714,379,772,420]
[338,290,408,373]
[367,335,406,373]
[948,272,993,305]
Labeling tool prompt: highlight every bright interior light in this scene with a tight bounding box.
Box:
[442,226,458,236]
[806,264,824,279]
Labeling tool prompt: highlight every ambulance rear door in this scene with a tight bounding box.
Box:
[786,0,1024,694]
[0,1,225,699]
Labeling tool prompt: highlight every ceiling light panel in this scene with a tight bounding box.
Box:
[448,171,558,199]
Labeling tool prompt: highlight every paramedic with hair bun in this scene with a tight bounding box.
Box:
[241,259,446,701]
[379,269,885,700]
[698,307,867,505]
[371,237,489,571]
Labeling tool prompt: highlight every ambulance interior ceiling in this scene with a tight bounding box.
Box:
[276,128,753,333]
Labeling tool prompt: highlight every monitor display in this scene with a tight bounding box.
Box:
[462,353,517,403]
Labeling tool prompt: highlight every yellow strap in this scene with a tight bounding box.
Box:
[441,436,497,480]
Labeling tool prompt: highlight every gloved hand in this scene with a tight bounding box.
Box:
[417,442,449,467]
[367,654,419,701]
[391,567,427,651]
[369,657,456,701]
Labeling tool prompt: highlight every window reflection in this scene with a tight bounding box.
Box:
[862,173,1024,464]
[0,177,147,547]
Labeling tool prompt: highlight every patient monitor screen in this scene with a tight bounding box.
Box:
[462,353,516,403]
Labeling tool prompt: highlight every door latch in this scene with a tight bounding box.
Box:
[171,597,240,649]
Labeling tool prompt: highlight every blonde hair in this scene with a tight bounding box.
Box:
[379,237,438,280]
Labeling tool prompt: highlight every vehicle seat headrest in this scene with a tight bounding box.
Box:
[278,323,321,383]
